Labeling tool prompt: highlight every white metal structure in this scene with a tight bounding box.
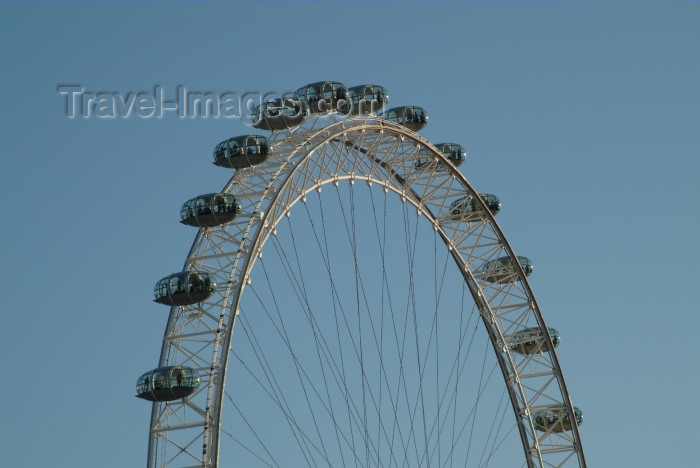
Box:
[143,102,586,467]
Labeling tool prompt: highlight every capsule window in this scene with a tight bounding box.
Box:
[152,370,168,390]
[226,141,235,156]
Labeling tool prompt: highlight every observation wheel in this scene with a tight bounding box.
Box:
[137,82,586,467]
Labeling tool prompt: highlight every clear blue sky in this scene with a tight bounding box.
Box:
[1,2,699,466]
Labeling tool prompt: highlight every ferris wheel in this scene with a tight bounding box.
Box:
[136,81,586,467]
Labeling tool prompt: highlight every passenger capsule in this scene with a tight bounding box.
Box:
[449,194,501,221]
[508,327,561,355]
[213,135,271,169]
[380,106,428,132]
[532,406,583,433]
[348,84,389,115]
[436,143,467,167]
[295,81,350,114]
[476,256,533,284]
[154,271,217,306]
[251,98,308,131]
[180,193,241,228]
[415,143,467,169]
[136,366,201,402]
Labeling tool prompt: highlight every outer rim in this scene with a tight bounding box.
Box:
[146,115,586,468]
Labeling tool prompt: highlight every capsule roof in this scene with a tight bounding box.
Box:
[381,106,428,132]
[294,81,350,114]
[213,135,271,169]
[532,406,583,433]
[136,365,201,402]
[509,327,560,355]
[348,84,389,115]
[251,98,308,130]
[449,194,501,221]
[180,193,241,228]
[476,255,533,284]
[154,271,217,306]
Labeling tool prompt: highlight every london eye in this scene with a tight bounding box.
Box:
[136,81,586,467]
